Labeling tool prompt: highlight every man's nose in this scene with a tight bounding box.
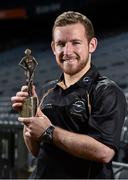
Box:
[64,43,73,55]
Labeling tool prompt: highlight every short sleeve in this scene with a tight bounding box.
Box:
[88,83,127,152]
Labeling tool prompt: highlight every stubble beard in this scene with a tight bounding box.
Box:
[60,57,90,76]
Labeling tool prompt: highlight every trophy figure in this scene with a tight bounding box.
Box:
[19,48,38,117]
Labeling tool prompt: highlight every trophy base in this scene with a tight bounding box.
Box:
[20,97,38,117]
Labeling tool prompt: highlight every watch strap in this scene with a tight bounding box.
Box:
[41,125,55,143]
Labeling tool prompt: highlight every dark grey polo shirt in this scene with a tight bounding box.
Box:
[31,65,126,179]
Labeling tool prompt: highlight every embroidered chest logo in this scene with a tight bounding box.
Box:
[72,100,86,113]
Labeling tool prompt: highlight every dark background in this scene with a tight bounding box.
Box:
[0,0,128,46]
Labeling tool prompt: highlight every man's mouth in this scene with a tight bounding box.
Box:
[62,57,77,62]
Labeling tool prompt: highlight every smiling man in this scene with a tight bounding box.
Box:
[11,11,127,179]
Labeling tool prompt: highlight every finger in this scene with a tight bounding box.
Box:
[21,86,28,92]
[11,97,23,111]
[25,126,31,133]
[11,96,25,103]
[16,91,28,97]
[18,117,31,126]
[36,108,45,117]
[24,131,31,137]
[18,117,24,122]
[32,85,38,97]
[11,96,25,109]
[12,102,23,109]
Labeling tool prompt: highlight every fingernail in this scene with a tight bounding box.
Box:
[18,117,23,121]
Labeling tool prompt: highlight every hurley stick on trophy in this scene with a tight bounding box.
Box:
[19,48,38,117]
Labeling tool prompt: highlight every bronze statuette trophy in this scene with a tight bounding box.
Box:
[19,48,38,117]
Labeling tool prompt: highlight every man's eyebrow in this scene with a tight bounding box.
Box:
[55,40,65,45]
[55,39,82,44]
[71,39,82,42]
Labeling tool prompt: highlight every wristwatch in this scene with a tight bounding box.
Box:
[42,125,55,143]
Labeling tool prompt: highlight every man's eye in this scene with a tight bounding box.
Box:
[73,41,80,45]
[57,43,65,47]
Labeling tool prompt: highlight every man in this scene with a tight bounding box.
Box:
[11,11,127,178]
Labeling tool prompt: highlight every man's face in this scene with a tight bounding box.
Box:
[51,23,97,76]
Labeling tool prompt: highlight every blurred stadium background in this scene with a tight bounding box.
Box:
[0,0,128,179]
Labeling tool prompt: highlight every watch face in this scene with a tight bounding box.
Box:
[43,132,52,143]
[42,126,55,143]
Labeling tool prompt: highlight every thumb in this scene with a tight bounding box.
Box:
[36,107,44,117]
[32,85,37,97]
[32,85,39,107]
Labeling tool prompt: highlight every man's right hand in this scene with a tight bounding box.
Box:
[11,86,29,112]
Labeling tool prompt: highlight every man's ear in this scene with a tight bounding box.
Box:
[89,37,98,53]
[51,41,56,55]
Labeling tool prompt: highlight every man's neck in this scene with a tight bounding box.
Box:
[64,64,91,88]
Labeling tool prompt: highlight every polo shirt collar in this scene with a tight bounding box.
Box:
[57,64,100,89]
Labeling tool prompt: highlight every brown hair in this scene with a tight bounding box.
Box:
[52,11,95,42]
